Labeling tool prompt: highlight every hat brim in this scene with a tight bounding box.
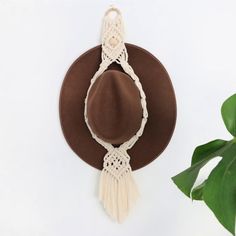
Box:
[59,43,177,170]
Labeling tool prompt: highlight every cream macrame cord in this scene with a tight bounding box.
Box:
[84,7,148,222]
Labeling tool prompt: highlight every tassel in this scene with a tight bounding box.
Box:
[99,147,139,222]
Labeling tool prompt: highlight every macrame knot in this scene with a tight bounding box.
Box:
[102,147,131,180]
[101,8,127,64]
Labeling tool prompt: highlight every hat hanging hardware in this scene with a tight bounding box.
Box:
[84,7,148,222]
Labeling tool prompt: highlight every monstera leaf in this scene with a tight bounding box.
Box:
[172,94,236,235]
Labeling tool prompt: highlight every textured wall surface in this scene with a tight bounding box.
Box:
[0,0,235,235]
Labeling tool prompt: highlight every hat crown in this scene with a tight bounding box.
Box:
[87,69,142,145]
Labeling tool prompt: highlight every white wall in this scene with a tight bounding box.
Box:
[0,0,235,235]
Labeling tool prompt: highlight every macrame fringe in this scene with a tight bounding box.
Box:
[99,169,139,223]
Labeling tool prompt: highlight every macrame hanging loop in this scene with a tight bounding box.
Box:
[84,7,148,222]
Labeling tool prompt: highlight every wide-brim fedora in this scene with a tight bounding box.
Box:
[59,43,177,171]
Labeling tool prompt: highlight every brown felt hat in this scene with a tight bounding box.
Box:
[59,43,177,170]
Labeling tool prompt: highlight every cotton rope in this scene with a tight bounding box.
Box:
[84,6,148,222]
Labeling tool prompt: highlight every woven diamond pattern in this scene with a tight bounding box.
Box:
[103,148,131,180]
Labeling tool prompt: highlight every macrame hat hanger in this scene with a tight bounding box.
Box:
[59,6,177,222]
[84,7,148,222]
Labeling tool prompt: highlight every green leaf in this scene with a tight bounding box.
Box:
[191,180,207,201]
[172,139,228,197]
[221,93,236,137]
[203,142,236,235]
[172,94,236,235]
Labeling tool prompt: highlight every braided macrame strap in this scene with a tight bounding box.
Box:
[84,7,148,222]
